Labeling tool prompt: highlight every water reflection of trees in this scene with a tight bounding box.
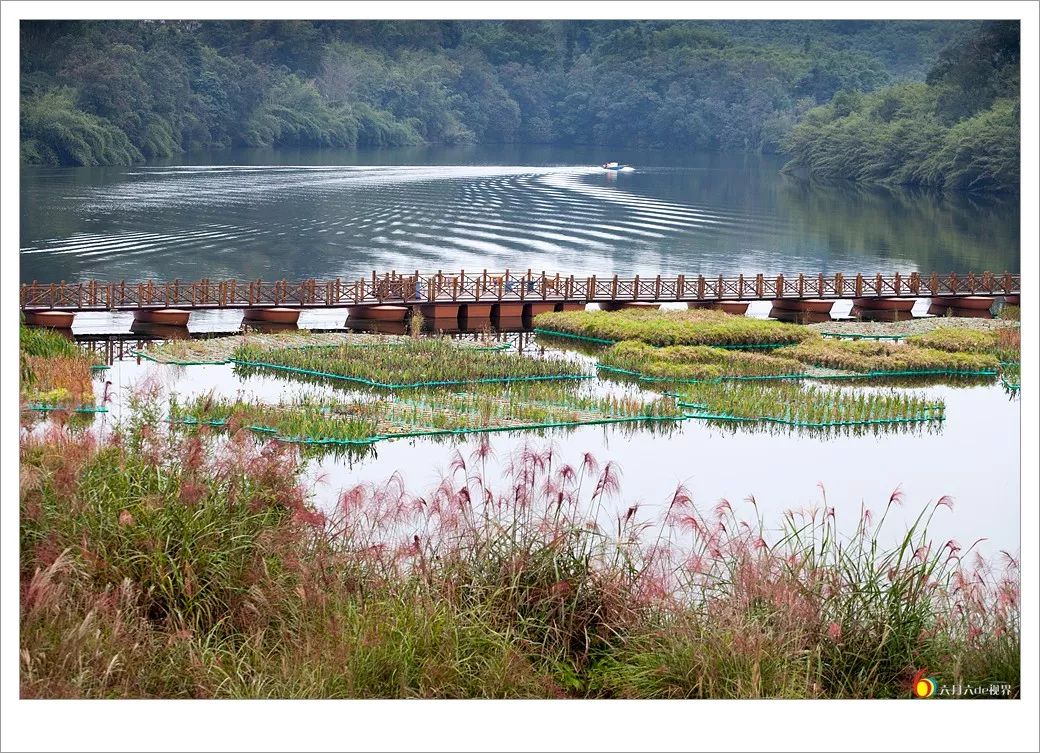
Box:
[776,176,1020,272]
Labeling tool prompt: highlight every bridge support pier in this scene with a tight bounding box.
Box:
[492,302,525,318]
[416,303,461,321]
[460,303,493,318]
[351,305,409,322]
[134,309,190,327]
[243,307,301,324]
[24,310,76,328]
[555,301,586,312]
[928,296,995,318]
[524,302,557,317]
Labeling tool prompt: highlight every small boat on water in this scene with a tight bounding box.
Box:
[601,161,630,171]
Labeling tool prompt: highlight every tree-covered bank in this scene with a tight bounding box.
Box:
[782,22,1020,193]
[21,20,973,166]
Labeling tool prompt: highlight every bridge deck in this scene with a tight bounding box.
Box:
[20,271,1021,311]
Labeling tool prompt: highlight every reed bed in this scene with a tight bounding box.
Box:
[169,385,683,446]
[675,381,944,428]
[533,308,813,347]
[232,338,588,389]
[907,326,1020,362]
[601,340,804,380]
[776,338,1000,374]
[19,413,1019,698]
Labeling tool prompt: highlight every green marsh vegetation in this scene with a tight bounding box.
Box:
[19,409,1019,698]
[601,340,804,380]
[169,382,683,448]
[775,338,1000,374]
[534,308,813,348]
[675,380,944,428]
[907,326,1020,363]
[232,337,588,389]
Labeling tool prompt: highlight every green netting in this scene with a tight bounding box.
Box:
[1000,375,1021,392]
[680,407,943,428]
[231,358,593,390]
[24,404,108,414]
[596,362,998,385]
[132,350,228,366]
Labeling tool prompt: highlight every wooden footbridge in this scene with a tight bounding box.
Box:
[20,270,1021,327]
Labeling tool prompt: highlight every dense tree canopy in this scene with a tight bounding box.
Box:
[782,22,1019,193]
[21,19,1014,193]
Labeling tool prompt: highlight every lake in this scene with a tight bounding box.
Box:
[20,145,1020,284]
[21,144,1021,559]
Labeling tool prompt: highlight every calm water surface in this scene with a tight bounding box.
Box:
[20,145,1020,283]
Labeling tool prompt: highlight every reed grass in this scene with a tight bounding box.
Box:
[534,308,814,347]
[20,325,101,408]
[601,340,804,380]
[232,338,587,388]
[169,385,683,447]
[20,413,1019,698]
[777,338,1000,374]
[676,381,944,427]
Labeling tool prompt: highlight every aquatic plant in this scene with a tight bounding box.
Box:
[675,381,944,428]
[20,418,1019,698]
[169,384,684,448]
[534,308,814,347]
[232,338,588,389]
[601,340,804,380]
[777,338,1000,374]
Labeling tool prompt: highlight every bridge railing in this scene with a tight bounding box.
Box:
[19,272,1020,310]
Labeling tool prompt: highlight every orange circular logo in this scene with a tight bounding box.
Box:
[912,669,936,698]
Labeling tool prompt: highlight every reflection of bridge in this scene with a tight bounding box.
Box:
[21,270,1021,328]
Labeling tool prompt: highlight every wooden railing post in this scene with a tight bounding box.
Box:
[611,275,618,299]
[633,275,640,300]
[590,275,597,300]
[775,274,783,298]
[755,273,764,298]
[677,274,685,300]
[855,274,863,298]
[798,273,804,296]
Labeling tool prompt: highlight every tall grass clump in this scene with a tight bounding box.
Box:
[601,340,804,380]
[20,414,1018,698]
[534,309,814,347]
[20,325,101,408]
[778,338,1000,374]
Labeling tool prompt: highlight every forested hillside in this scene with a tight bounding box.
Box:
[21,20,975,167]
[782,21,1020,193]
